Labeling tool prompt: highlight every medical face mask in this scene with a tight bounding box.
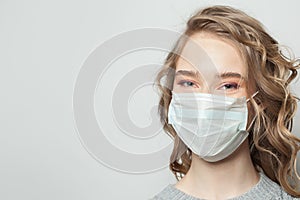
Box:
[168,91,257,162]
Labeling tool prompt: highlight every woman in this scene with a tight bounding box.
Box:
[152,5,300,199]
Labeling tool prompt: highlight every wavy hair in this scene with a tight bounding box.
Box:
[155,5,300,197]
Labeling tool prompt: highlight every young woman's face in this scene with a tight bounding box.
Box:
[172,32,248,99]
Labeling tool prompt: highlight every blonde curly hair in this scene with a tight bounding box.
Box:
[155,5,300,197]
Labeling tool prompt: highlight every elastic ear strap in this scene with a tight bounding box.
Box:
[246,115,257,132]
[246,91,259,102]
[251,91,259,98]
[170,135,188,163]
[246,91,259,131]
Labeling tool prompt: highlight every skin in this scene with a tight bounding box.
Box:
[172,32,260,200]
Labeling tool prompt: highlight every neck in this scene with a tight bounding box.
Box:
[175,140,259,200]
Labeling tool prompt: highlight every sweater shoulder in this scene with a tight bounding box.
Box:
[150,184,199,200]
[242,173,300,200]
[278,190,300,200]
[149,173,300,200]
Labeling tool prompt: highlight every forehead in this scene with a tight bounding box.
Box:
[176,32,247,78]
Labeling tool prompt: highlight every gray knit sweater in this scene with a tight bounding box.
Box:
[151,173,299,199]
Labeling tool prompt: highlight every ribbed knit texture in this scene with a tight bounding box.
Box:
[151,173,299,199]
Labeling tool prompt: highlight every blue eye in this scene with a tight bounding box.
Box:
[177,81,196,87]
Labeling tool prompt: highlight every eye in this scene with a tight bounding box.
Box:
[177,80,198,88]
[218,83,240,90]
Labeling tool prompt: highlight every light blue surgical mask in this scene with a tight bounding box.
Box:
[168,91,258,162]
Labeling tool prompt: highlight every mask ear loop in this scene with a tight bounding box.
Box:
[170,135,189,164]
[246,91,259,103]
[246,91,259,132]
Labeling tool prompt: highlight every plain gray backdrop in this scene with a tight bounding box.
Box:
[1,0,300,199]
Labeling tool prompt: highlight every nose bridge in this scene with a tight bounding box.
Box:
[198,71,217,94]
[199,81,210,94]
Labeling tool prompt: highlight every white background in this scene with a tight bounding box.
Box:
[1,0,299,199]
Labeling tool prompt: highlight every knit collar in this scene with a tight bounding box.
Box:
[159,172,284,200]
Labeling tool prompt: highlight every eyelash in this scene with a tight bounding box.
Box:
[218,83,240,90]
[177,80,198,88]
[177,80,240,91]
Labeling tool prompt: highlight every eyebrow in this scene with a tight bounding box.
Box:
[175,70,201,79]
[217,72,245,80]
[175,70,246,80]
